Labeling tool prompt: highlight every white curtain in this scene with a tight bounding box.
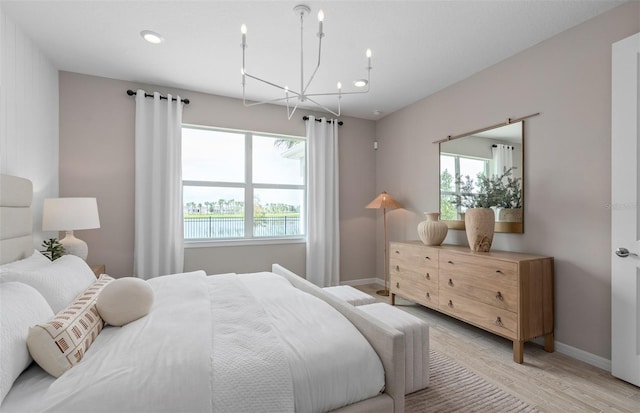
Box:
[305,116,340,287]
[492,144,513,176]
[134,90,184,279]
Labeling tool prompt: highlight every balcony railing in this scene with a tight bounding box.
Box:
[184,216,301,239]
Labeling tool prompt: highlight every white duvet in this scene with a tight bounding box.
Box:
[2,271,384,413]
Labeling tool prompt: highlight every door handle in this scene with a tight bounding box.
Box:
[615,247,638,258]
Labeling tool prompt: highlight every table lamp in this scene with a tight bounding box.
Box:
[42,198,100,260]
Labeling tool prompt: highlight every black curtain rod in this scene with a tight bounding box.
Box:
[302,116,343,126]
[126,89,190,104]
[492,144,514,149]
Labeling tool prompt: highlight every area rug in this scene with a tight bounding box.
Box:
[405,351,539,412]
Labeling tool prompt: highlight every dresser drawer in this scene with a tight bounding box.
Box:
[390,243,439,273]
[439,291,518,339]
[390,272,439,309]
[390,258,438,287]
[439,251,518,286]
[439,271,518,312]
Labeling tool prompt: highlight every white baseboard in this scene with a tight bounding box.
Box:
[340,277,384,287]
[553,340,611,372]
[531,337,611,371]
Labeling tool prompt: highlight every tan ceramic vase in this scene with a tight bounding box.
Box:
[464,208,495,252]
[417,212,448,246]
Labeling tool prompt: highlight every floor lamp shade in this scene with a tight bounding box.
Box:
[42,198,100,260]
[366,191,402,296]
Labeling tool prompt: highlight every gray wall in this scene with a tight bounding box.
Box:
[0,7,59,247]
[58,72,377,281]
[374,2,639,361]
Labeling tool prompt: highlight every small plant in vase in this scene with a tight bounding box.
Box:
[41,238,65,261]
[451,168,517,252]
[497,169,522,222]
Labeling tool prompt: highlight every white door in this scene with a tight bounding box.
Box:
[611,32,640,387]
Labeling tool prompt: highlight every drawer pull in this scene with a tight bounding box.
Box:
[395,250,400,254]
[425,256,431,260]
[425,292,430,299]
[496,291,504,301]
[496,270,504,274]
[448,260,454,264]
[448,278,454,287]
[425,273,431,280]
[395,265,400,272]
[495,316,503,327]
[396,282,400,288]
[448,300,453,308]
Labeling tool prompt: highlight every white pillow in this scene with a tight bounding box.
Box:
[27,274,113,378]
[96,277,154,326]
[0,282,54,404]
[7,255,97,313]
[0,250,51,282]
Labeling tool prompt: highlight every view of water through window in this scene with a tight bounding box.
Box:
[182,126,306,240]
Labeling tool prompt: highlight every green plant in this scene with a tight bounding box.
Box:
[452,168,520,209]
[501,171,522,208]
[41,238,65,261]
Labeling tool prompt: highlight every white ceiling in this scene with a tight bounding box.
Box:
[1,0,625,120]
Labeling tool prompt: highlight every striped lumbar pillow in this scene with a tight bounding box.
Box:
[27,274,114,377]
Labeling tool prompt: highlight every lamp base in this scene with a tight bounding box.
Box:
[59,230,89,261]
[376,289,390,297]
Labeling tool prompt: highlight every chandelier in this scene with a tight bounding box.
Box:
[240,4,372,119]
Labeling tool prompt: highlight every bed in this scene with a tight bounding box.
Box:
[0,174,405,413]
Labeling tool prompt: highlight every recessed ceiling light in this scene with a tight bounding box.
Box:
[353,79,368,88]
[140,30,164,44]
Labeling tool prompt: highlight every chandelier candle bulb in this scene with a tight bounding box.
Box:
[318,10,324,36]
[240,24,247,47]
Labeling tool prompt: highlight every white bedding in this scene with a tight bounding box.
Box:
[1,271,384,413]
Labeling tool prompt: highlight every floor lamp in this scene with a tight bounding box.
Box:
[366,191,403,296]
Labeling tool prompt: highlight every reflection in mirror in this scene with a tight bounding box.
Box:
[439,121,524,233]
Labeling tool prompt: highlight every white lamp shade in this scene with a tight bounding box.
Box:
[42,198,100,231]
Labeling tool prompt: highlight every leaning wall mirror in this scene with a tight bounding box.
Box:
[439,120,524,233]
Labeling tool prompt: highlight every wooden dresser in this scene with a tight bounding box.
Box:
[389,241,554,363]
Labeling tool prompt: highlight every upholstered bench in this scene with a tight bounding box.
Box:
[322,285,376,306]
[358,303,430,394]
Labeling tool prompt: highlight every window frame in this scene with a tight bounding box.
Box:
[440,152,490,217]
[182,124,306,245]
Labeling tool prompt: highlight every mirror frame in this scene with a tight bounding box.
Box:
[439,120,525,234]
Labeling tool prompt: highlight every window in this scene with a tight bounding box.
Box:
[182,125,306,241]
[440,153,489,220]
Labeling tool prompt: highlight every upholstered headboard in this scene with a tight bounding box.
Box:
[0,174,34,264]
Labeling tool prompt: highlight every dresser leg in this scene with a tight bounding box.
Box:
[544,332,555,353]
[513,340,524,364]
[391,293,396,306]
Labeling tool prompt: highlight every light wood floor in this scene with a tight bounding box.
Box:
[355,283,640,413]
